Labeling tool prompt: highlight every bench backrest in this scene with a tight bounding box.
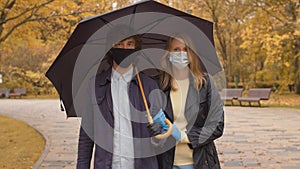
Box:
[248,88,271,100]
[221,88,243,98]
[0,88,7,94]
[13,88,27,94]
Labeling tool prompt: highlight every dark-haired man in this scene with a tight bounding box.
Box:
[77,28,163,169]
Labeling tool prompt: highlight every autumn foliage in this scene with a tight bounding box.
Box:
[0,0,299,95]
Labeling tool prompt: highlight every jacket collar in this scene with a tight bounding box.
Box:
[96,66,140,86]
[111,67,133,83]
[96,67,112,86]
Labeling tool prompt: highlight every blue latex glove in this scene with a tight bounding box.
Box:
[171,124,181,141]
[153,109,168,130]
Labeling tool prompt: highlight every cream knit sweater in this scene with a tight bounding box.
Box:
[170,78,194,166]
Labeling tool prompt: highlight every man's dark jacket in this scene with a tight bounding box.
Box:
[77,68,162,169]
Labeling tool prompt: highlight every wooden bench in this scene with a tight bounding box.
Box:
[237,88,271,106]
[220,88,243,105]
[9,88,27,98]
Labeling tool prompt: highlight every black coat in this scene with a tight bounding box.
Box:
[157,75,224,169]
[77,68,162,169]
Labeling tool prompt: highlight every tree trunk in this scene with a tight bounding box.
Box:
[295,56,300,94]
[295,67,300,94]
[296,83,300,94]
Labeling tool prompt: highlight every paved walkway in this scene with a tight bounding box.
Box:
[0,99,299,169]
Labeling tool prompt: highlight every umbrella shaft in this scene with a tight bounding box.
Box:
[135,67,153,124]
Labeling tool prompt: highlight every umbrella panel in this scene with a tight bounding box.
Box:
[46,0,222,117]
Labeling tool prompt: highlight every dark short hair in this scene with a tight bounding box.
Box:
[119,35,142,50]
[106,24,141,50]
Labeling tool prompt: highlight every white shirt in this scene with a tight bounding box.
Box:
[111,67,135,169]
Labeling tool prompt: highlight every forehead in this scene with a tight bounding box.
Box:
[119,37,136,43]
[170,38,186,47]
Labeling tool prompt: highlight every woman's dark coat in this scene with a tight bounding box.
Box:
[158,75,224,169]
[77,68,162,169]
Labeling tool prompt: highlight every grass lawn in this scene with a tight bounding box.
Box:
[265,93,300,108]
[0,115,45,169]
[219,92,300,108]
[9,93,300,109]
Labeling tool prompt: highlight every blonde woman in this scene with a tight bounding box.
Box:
[153,34,224,169]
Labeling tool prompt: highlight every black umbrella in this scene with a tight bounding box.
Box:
[46,0,223,117]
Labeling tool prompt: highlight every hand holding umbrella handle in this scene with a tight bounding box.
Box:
[154,118,173,139]
[135,68,172,139]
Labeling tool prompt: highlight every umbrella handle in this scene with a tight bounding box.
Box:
[154,119,173,139]
[135,67,172,139]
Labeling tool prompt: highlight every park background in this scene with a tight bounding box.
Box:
[0,0,299,98]
[0,1,300,168]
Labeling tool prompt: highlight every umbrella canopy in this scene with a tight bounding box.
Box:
[46,0,223,117]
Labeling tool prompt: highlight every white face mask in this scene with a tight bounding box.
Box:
[169,51,189,69]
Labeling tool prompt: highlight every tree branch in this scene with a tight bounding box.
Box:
[0,0,98,43]
[0,0,54,25]
[0,12,34,42]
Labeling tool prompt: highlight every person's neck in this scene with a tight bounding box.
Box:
[113,61,133,75]
[172,66,189,80]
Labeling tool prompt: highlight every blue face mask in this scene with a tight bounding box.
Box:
[169,51,189,69]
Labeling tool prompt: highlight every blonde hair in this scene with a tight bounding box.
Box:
[160,34,206,91]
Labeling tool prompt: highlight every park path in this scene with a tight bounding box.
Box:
[0,99,299,169]
[0,99,80,169]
